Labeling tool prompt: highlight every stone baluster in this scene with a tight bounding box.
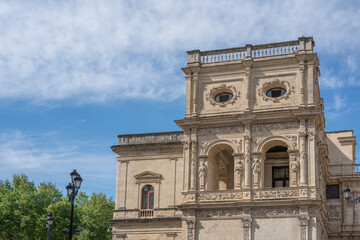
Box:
[234,153,244,189]
[299,131,308,186]
[190,141,197,191]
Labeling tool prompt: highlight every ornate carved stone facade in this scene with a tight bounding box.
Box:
[109,37,360,240]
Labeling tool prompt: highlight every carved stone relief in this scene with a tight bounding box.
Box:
[198,192,243,201]
[327,206,340,219]
[252,121,299,132]
[206,84,240,107]
[257,78,295,103]
[186,220,196,240]
[196,209,242,218]
[286,135,298,148]
[253,189,299,199]
[252,207,299,216]
[198,126,243,136]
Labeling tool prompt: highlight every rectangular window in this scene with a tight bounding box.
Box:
[326,185,340,199]
[272,167,289,187]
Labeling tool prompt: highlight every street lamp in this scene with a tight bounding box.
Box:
[46,212,53,240]
[343,185,360,204]
[66,169,83,240]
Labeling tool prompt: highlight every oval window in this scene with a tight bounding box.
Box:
[215,92,233,103]
[266,88,286,98]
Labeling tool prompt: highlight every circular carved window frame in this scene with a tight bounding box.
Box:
[258,79,294,103]
[206,84,240,107]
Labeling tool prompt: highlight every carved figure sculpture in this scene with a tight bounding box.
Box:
[290,154,299,186]
[199,160,207,190]
[234,159,244,188]
[252,158,261,188]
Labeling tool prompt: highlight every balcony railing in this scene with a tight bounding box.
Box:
[139,209,154,218]
[187,37,314,65]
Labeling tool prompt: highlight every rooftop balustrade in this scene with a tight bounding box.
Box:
[187,36,314,65]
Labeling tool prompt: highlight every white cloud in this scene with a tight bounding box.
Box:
[0,129,116,196]
[0,0,359,103]
[334,94,345,111]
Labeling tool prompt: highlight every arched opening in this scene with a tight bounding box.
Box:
[141,185,154,209]
[207,144,234,190]
[264,145,289,188]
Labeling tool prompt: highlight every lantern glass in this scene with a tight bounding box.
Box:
[47,212,53,225]
[66,183,73,197]
[74,176,83,188]
[344,186,351,199]
[70,169,79,182]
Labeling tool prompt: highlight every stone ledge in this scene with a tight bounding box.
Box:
[109,216,181,223]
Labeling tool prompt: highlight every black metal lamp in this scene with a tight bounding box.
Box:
[46,212,53,240]
[343,185,360,204]
[65,169,83,240]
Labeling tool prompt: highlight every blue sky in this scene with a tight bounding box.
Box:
[0,0,360,199]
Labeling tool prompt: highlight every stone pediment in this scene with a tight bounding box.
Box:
[134,171,162,183]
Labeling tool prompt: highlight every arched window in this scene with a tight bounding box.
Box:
[264,146,289,188]
[141,185,154,209]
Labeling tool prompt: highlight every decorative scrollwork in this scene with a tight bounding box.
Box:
[206,84,240,107]
[258,78,294,103]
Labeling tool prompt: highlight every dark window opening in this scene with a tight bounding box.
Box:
[272,167,289,187]
[326,185,340,199]
[142,185,154,209]
[215,92,233,103]
[266,88,286,98]
[267,146,288,153]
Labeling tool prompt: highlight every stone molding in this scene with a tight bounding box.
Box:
[257,78,295,103]
[206,84,240,107]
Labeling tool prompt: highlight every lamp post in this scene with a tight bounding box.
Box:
[343,185,360,204]
[46,212,53,240]
[65,169,83,240]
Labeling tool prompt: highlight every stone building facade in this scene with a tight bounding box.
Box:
[109,37,359,240]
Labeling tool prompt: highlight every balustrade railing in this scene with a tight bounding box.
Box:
[187,37,313,65]
[355,164,360,173]
[139,209,154,218]
[251,40,299,58]
[201,47,247,63]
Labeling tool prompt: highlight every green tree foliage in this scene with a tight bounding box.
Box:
[0,174,114,240]
[77,193,113,240]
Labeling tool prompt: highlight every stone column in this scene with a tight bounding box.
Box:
[252,153,261,189]
[242,218,252,240]
[299,63,306,106]
[289,150,299,187]
[243,61,253,111]
[191,73,199,117]
[190,141,197,191]
[186,220,196,240]
[299,131,308,186]
[198,156,207,191]
[299,216,309,240]
[244,135,252,189]
[185,75,192,118]
[234,153,244,189]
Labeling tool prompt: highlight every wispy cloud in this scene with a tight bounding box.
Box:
[0,130,115,196]
[0,1,359,104]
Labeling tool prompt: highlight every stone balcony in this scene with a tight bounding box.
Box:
[113,208,182,219]
[181,187,318,204]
